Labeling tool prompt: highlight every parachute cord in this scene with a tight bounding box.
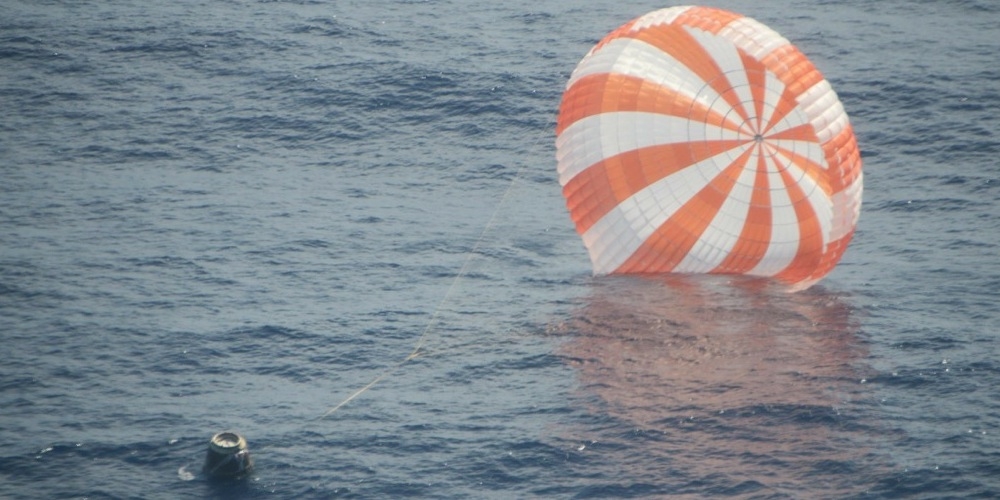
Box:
[319,120,552,420]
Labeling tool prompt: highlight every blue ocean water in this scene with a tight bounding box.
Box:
[2,0,999,498]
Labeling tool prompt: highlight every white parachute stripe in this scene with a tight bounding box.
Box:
[797,80,849,144]
[674,160,759,273]
[566,38,721,110]
[556,112,744,186]
[628,6,692,32]
[763,100,811,137]
[684,26,756,126]
[759,71,787,132]
[831,171,863,241]
[773,149,833,247]
[584,144,754,274]
[717,17,790,60]
[749,157,799,276]
[768,138,827,172]
[729,78,756,133]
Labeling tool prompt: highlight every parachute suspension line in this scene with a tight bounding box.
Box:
[320,117,555,420]
[318,182,514,419]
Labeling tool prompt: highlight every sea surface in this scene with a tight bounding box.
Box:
[2,0,999,498]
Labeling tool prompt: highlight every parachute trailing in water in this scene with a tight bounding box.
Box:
[556,6,862,291]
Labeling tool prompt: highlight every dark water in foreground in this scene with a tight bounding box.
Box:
[3,0,1000,498]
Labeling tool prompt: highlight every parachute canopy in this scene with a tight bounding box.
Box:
[556,6,862,290]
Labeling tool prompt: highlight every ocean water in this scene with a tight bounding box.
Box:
[2,0,999,498]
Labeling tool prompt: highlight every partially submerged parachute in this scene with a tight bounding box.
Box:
[556,6,862,290]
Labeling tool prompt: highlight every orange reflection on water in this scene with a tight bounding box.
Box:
[553,275,885,496]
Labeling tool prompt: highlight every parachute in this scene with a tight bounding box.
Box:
[556,6,862,291]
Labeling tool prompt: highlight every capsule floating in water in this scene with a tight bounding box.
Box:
[203,431,253,478]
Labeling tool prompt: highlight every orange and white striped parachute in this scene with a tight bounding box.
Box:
[556,6,862,290]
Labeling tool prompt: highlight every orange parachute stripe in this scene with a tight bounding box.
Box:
[674,6,743,34]
[626,24,752,125]
[563,140,746,235]
[772,165,825,284]
[615,146,755,274]
[556,73,737,137]
[761,45,825,98]
[713,156,772,274]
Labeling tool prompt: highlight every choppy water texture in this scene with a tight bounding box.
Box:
[3,0,1000,498]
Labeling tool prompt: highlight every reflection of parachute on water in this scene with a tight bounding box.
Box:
[556,6,863,291]
[551,276,885,496]
[554,276,867,417]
